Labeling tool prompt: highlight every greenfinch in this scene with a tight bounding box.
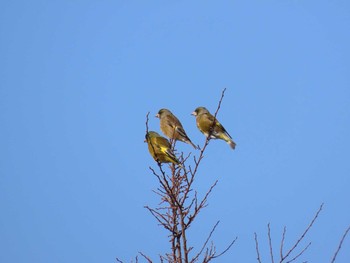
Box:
[156,108,197,149]
[145,131,181,165]
[191,107,236,150]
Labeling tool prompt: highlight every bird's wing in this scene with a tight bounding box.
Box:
[156,137,178,162]
[215,121,232,139]
[204,113,232,139]
[155,136,172,149]
[165,118,176,130]
[175,125,189,139]
[204,113,217,136]
[165,115,188,137]
[205,112,216,122]
[165,148,177,160]
[149,138,162,152]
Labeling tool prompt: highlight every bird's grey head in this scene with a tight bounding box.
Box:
[191,107,209,116]
[156,108,171,118]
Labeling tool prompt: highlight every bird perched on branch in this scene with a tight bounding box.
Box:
[156,108,197,149]
[145,131,181,165]
[191,107,236,150]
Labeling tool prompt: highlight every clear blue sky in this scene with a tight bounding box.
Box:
[1,1,349,262]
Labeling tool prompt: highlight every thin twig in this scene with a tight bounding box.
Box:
[330,224,350,263]
[282,203,323,261]
[186,180,218,228]
[139,251,153,263]
[254,232,262,263]
[145,112,150,134]
[191,221,221,263]
[144,206,172,231]
[280,226,286,260]
[211,236,238,259]
[286,242,311,263]
[268,223,275,263]
[213,88,226,119]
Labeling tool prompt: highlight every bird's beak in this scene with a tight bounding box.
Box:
[191,111,196,116]
[155,114,159,118]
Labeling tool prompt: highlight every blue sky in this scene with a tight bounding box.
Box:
[1,1,350,262]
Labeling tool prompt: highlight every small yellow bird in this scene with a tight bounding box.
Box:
[156,108,197,149]
[145,131,181,165]
[192,107,236,150]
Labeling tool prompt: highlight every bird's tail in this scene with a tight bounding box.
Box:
[220,133,236,150]
[227,139,236,150]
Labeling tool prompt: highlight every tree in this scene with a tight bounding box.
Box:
[117,89,236,263]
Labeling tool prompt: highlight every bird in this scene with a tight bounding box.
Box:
[145,131,181,165]
[156,108,198,149]
[191,107,236,149]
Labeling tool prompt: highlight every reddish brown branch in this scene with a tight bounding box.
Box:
[186,180,218,228]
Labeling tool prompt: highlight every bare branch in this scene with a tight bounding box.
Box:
[191,221,220,262]
[144,206,172,231]
[145,112,150,134]
[280,226,286,260]
[268,223,275,263]
[211,236,238,259]
[186,180,218,228]
[330,224,350,263]
[139,252,153,263]
[213,88,226,119]
[282,203,323,261]
[254,232,263,263]
[286,242,311,263]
